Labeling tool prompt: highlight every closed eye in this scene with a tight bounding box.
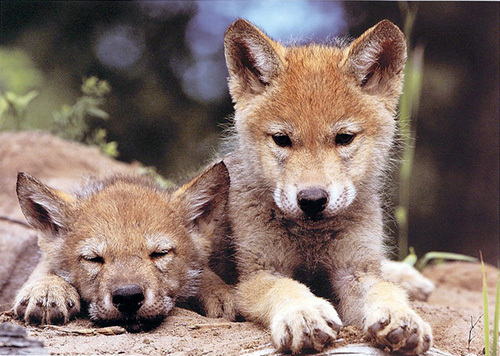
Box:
[150,250,172,259]
[81,255,104,264]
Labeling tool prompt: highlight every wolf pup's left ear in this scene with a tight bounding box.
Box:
[16,172,71,238]
[343,20,407,106]
[174,162,230,233]
[224,19,286,101]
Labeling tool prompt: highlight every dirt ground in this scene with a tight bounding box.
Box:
[1,261,497,356]
[0,133,498,355]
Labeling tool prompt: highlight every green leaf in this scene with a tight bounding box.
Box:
[87,107,109,120]
[396,3,425,261]
[137,167,176,189]
[395,206,408,227]
[0,90,39,129]
[0,96,8,129]
[415,251,478,271]
[402,246,418,266]
[81,76,111,97]
[0,96,8,115]
[101,142,118,158]
[13,90,39,109]
[0,47,43,93]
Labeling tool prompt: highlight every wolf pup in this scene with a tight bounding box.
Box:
[13,162,233,331]
[222,19,432,354]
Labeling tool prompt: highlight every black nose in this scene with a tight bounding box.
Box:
[297,188,328,215]
[112,284,144,313]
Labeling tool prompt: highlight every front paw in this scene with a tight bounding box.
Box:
[365,305,432,355]
[200,283,237,321]
[270,295,342,354]
[14,276,80,325]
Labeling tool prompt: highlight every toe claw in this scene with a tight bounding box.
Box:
[368,321,385,336]
[328,320,342,332]
[403,332,419,350]
[49,308,65,324]
[28,308,43,325]
[316,329,332,345]
[422,334,432,351]
[387,327,404,344]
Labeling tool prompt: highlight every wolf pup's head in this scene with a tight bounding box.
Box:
[224,19,406,224]
[16,162,229,331]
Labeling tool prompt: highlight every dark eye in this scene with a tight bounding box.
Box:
[272,133,292,147]
[82,255,104,264]
[335,133,355,146]
[150,251,169,259]
[361,71,374,87]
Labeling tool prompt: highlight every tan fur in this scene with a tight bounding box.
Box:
[221,19,432,354]
[13,163,234,331]
[0,131,141,312]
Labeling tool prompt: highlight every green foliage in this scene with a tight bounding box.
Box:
[403,246,478,271]
[0,90,38,130]
[52,77,115,154]
[0,48,43,94]
[137,167,176,189]
[396,3,425,260]
[88,128,119,158]
[1,75,118,158]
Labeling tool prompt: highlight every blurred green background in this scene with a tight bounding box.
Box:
[0,1,498,265]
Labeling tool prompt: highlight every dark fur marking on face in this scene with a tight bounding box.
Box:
[270,209,276,222]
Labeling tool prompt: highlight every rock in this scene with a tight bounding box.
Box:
[0,322,47,355]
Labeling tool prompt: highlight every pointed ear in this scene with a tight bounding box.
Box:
[174,162,230,232]
[16,172,71,238]
[343,20,407,105]
[224,19,286,100]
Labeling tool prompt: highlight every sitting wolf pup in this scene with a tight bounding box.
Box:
[221,19,432,354]
[13,162,232,332]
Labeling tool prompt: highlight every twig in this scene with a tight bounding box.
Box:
[468,314,482,351]
[188,322,233,330]
[43,325,126,336]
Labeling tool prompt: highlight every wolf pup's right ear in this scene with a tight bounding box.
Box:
[224,19,286,102]
[16,172,71,238]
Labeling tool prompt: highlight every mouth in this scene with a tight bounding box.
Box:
[279,212,335,231]
[95,314,165,333]
[303,212,326,223]
[297,214,337,230]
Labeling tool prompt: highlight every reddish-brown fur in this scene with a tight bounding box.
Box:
[220,19,433,354]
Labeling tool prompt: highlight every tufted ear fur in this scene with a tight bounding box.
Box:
[16,172,73,239]
[173,162,230,234]
[224,19,286,101]
[343,20,407,106]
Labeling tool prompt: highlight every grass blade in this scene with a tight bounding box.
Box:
[481,252,490,356]
[415,251,477,271]
[492,270,499,356]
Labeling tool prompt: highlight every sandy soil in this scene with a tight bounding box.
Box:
[1,261,497,356]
